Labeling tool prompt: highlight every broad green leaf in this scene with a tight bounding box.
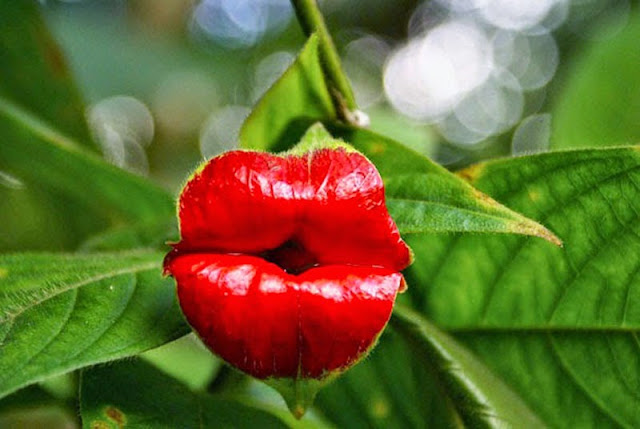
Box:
[0,97,174,227]
[551,10,640,148]
[328,124,561,243]
[391,306,542,428]
[0,1,92,145]
[80,358,321,429]
[0,251,189,399]
[239,34,336,152]
[315,328,453,428]
[318,312,542,429]
[406,147,640,427]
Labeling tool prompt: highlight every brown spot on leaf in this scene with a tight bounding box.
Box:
[105,406,126,428]
[371,397,390,419]
[91,421,111,429]
[456,163,486,183]
[528,189,541,202]
[367,142,386,155]
[40,35,67,78]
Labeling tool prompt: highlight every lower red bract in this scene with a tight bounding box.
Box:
[167,253,403,379]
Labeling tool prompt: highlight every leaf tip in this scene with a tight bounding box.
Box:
[514,221,563,247]
[543,229,564,247]
[467,184,563,247]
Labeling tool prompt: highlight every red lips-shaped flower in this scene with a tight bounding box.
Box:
[164,140,411,410]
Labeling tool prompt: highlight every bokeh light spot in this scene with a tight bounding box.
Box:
[512,113,552,154]
[199,105,249,158]
[88,95,154,175]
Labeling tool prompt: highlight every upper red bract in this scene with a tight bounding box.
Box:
[174,149,411,271]
[165,147,411,379]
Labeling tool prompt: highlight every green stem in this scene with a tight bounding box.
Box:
[290,0,357,119]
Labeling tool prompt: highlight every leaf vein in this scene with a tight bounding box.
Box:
[0,261,159,323]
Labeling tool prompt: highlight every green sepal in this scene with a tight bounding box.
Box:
[265,376,329,419]
[264,317,392,419]
[287,122,357,156]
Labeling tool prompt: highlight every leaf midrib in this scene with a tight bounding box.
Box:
[0,289,80,385]
[548,334,635,428]
[0,96,81,152]
[0,260,160,323]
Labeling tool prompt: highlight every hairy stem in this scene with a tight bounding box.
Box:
[290,0,357,120]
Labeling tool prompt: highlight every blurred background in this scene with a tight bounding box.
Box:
[2,1,640,426]
[35,0,640,193]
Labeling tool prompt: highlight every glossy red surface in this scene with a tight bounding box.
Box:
[168,254,403,378]
[175,148,411,271]
[165,148,411,380]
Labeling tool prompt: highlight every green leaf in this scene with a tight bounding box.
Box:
[239,34,336,152]
[551,10,640,148]
[315,328,454,428]
[80,358,320,429]
[0,97,174,227]
[391,305,543,428]
[0,1,92,145]
[406,147,640,427]
[0,251,189,399]
[330,125,561,244]
[317,314,543,429]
